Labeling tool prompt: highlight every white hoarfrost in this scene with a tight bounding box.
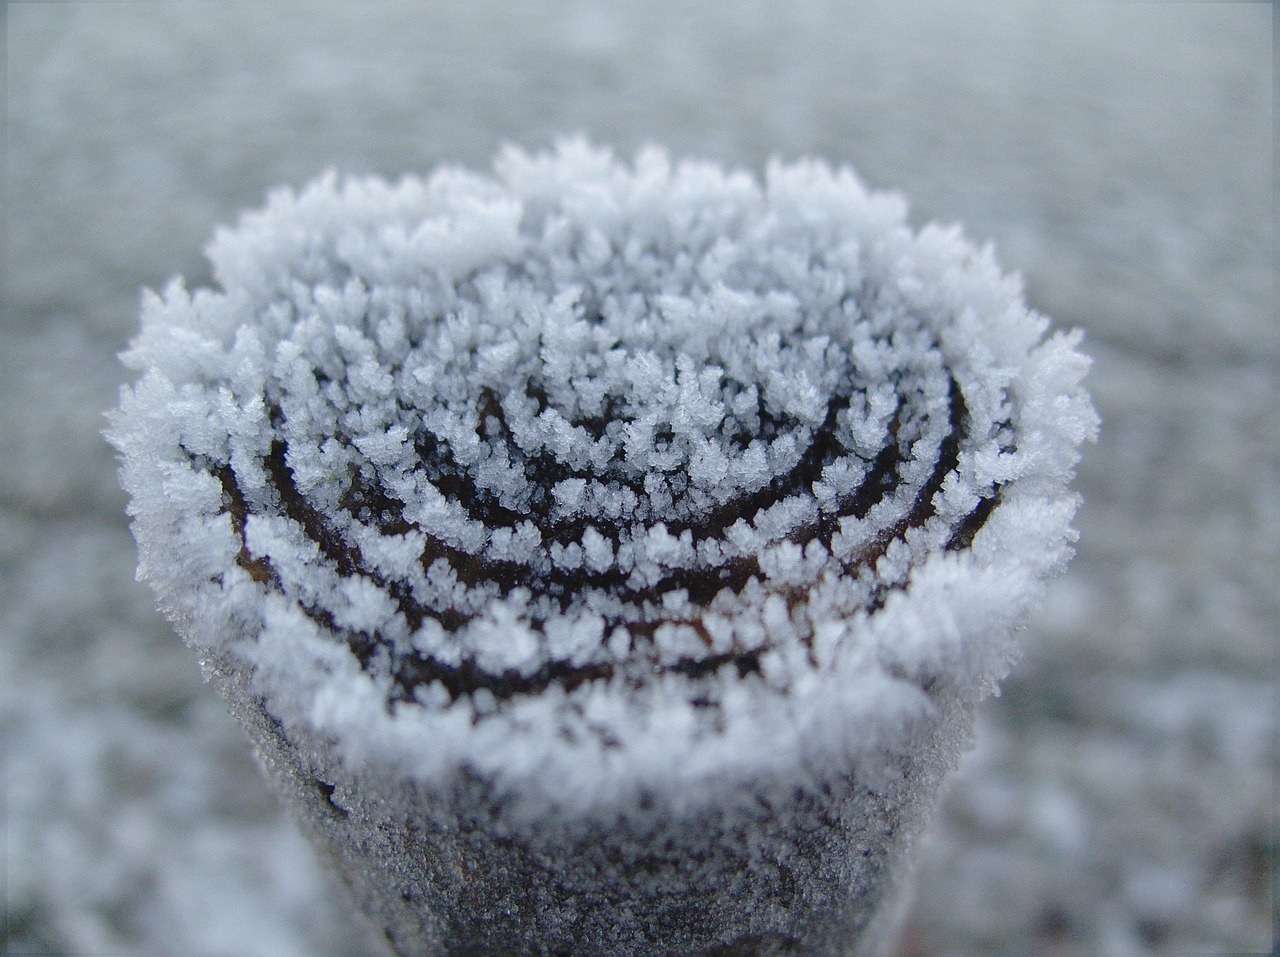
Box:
[111,140,1095,813]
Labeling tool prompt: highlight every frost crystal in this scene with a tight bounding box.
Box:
[112,140,1095,804]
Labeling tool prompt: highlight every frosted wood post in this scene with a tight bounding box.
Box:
[111,141,1096,957]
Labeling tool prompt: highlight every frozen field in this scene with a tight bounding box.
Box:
[3,3,1273,955]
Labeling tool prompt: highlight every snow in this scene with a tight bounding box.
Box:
[5,3,1272,956]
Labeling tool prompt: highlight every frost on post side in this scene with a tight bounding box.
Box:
[111,141,1096,812]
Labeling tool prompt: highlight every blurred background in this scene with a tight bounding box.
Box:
[3,2,1273,955]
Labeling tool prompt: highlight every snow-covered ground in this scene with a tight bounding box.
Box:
[4,3,1272,955]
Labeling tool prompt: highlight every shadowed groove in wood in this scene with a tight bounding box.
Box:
[215,372,1005,703]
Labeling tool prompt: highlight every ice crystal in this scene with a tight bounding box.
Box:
[111,140,1095,805]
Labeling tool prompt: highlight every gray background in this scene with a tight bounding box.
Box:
[4,2,1274,955]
